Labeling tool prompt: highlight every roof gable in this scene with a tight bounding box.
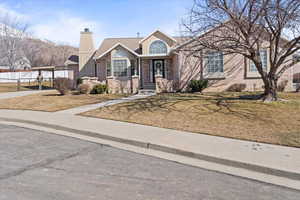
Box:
[96,43,140,59]
[94,37,141,59]
[139,30,177,44]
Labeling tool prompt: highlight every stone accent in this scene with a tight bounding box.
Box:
[107,77,115,94]
[81,77,101,85]
[131,75,140,94]
[107,77,132,94]
[155,75,173,93]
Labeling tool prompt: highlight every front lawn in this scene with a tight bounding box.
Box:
[0,82,52,93]
[0,91,126,112]
[81,92,300,148]
[0,83,31,93]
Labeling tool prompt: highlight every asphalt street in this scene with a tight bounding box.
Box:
[0,124,299,200]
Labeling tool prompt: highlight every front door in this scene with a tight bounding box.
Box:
[152,59,165,83]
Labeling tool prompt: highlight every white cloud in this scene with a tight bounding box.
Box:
[31,13,103,47]
[0,3,29,22]
[0,4,103,47]
[160,21,181,37]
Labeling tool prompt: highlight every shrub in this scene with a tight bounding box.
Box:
[226,83,247,92]
[91,84,108,94]
[77,77,83,86]
[78,83,93,94]
[277,80,288,92]
[188,80,208,93]
[54,78,73,95]
[296,84,300,92]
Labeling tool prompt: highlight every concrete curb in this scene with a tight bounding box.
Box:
[1,116,300,181]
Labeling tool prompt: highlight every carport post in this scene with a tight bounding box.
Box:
[17,79,21,91]
[52,68,55,88]
[38,69,42,90]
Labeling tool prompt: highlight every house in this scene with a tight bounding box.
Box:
[65,28,299,93]
[14,57,31,70]
[0,57,31,71]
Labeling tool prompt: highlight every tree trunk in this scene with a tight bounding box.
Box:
[262,77,278,102]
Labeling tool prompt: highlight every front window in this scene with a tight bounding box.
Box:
[113,60,127,77]
[106,61,111,76]
[130,60,138,76]
[205,51,224,73]
[250,50,268,72]
[149,40,168,54]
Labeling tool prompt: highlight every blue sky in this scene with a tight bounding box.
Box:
[0,0,193,47]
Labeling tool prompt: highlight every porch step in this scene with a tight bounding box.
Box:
[143,83,156,90]
[138,89,156,95]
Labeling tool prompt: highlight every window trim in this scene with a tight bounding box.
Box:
[106,61,112,77]
[204,51,224,74]
[149,40,168,55]
[113,59,128,77]
[249,49,268,72]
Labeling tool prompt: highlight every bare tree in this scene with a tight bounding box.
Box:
[21,38,77,67]
[21,38,42,67]
[183,0,300,101]
[0,14,28,71]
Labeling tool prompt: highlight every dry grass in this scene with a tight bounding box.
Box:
[82,92,300,148]
[0,91,126,112]
[0,83,31,93]
[0,81,52,93]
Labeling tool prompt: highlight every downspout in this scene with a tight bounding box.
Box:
[93,58,98,79]
[138,57,142,89]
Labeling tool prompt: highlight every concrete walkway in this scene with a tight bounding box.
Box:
[0,90,55,100]
[56,94,154,115]
[0,109,299,190]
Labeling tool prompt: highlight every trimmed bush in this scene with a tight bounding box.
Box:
[77,77,83,86]
[188,80,208,93]
[227,83,246,92]
[277,80,288,92]
[78,83,93,94]
[54,78,73,95]
[91,84,108,94]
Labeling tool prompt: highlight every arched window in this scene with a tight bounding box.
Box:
[149,40,168,54]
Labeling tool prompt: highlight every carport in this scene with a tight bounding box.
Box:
[31,66,55,89]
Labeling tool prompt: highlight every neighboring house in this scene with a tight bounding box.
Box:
[66,28,299,93]
[0,57,31,71]
[14,57,31,70]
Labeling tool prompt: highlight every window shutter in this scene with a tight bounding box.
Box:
[165,60,169,79]
[150,60,153,82]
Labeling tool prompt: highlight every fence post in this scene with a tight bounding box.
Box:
[17,79,21,91]
[39,81,42,90]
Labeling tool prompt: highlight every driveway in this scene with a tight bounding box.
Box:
[0,124,299,200]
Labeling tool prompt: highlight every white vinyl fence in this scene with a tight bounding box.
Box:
[0,70,72,83]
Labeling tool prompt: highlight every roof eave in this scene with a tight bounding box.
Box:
[139,30,177,44]
[95,43,140,60]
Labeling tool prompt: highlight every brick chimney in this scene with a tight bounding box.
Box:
[79,28,95,72]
